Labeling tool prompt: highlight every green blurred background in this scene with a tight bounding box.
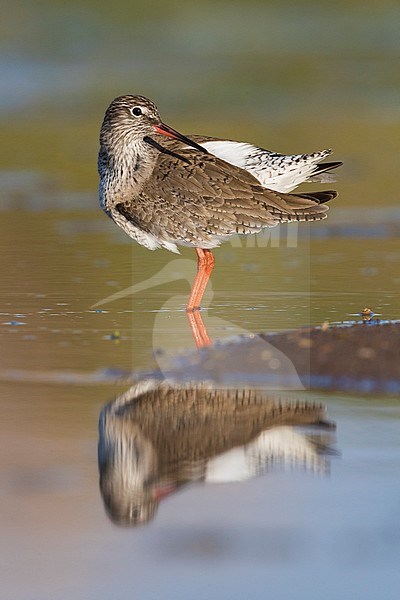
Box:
[1,0,399,202]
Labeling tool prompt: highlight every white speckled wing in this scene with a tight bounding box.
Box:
[201,140,332,193]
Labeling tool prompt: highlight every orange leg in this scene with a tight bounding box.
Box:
[186,309,212,348]
[186,248,215,312]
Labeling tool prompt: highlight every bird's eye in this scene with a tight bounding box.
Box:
[131,107,142,117]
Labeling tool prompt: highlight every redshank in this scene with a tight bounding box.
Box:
[98,95,340,312]
[99,379,335,525]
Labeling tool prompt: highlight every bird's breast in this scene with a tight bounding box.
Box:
[99,161,153,214]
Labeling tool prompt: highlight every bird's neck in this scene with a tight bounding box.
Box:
[98,138,158,210]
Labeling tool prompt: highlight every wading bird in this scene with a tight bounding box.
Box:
[98,95,341,312]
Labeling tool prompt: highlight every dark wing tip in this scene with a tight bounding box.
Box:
[315,161,343,175]
[294,190,338,204]
[313,190,338,204]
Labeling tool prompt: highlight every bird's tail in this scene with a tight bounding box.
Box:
[272,190,337,223]
[308,162,343,185]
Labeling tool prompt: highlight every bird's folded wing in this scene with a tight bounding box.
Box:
[119,145,332,246]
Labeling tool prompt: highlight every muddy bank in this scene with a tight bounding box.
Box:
[169,321,400,395]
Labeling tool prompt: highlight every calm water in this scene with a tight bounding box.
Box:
[1,1,400,598]
[1,204,400,600]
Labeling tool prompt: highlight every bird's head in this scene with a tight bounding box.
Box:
[99,94,206,154]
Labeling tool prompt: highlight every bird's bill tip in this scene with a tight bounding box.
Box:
[153,122,208,153]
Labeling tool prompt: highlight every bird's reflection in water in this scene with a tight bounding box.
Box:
[98,380,336,527]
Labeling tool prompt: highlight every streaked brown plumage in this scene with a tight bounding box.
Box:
[98,380,336,526]
[98,95,340,314]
